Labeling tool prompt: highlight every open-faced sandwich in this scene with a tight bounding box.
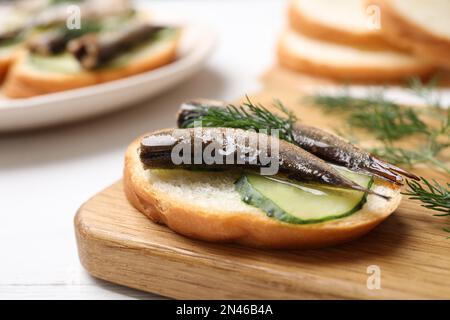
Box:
[1,0,181,98]
[124,99,418,249]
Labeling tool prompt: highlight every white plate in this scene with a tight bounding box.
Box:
[0,15,216,132]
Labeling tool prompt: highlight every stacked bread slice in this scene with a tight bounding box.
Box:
[278,0,448,82]
[373,0,450,69]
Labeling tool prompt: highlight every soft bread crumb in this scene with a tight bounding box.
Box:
[147,169,261,214]
[366,185,400,213]
[146,168,400,217]
[390,0,450,40]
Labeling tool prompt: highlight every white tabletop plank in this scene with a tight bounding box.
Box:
[0,0,284,299]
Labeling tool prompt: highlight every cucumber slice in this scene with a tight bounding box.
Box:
[28,53,83,74]
[235,169,373,224]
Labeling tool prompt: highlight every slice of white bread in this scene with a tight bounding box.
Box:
[2,29,180,98]
[289,0,391,48]
[0,44,21,82]
[278,29,436,82]
[373,0,450,68]
[124,135,402,249]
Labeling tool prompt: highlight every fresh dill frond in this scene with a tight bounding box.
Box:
[371,145,428,166]
[181,96,297,143]
[348,102,429,140]
[438,108,450,136]
[403,178,449,215]
[312,82,450,234]
[407,75,442,108]
[370,138,450,174]
[309,80,449,173]
[310,93,384,113]
[403,177,450,237]
[311,93,429,140]
[444,227,450,237]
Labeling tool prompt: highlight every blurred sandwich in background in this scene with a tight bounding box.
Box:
[0,0,181,98]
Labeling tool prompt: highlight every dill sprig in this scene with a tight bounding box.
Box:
[403,177,450,236]
[309,81,449,173]
[444,228,450,237]
[181,96,297,143]
[403,178,450,215]
[370,107,449,173]
[311,80,449,235]
[407,75,442,108]
[311,93,429,140]
[370,137,450,174]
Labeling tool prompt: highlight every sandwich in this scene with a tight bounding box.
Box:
[1,0,180,98]
[124,99,417,249]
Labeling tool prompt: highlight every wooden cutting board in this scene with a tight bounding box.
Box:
[75,68,450,299]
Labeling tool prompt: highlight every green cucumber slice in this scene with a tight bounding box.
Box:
[28,53,83,74]
[235,169,373,224]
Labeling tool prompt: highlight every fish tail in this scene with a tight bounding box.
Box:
[366,156,419,183]
[379,161,420,180]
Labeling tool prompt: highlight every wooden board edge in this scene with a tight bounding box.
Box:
[74,183,387,300]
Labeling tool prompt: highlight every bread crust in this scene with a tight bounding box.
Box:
[0,58,9,82]
[2,50,98,97]
[289,1,393,50]
[277,32,436,82]
[96,37,178,83]
[373,0,450,68]
[2,36,179,98]
[124,136,402,249]
[0,46,21,82]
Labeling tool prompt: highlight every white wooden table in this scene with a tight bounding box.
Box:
[0,0,284,299]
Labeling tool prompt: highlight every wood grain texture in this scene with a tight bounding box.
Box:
[75,175,450,299]
[75,69,450,299]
